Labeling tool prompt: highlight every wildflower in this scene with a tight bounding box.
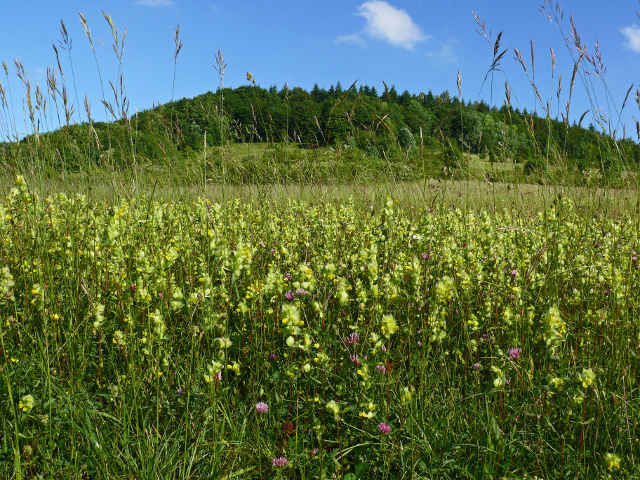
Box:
[309,448,319,457]
[605,453,621,472]
[268,353,277,361]
[543,305,566,352]
[579,368,596,388]
[255,402,268,413]
[350,354,361,366]
[401,386,413,403]
[282,420,295,435]
[285,291,294,301]
[204,361,223,383]
[345,332,360,345]
[295,287,307,296]
[92,303,105,330]
[381,314,398,338]
[435,276,455,303]
[326,400,340,419]
[19,395,34,413]
[491,366,506,388]
[378,422,391,434]
[376,364,387,374]
[472,362,481,370]
[550,377,564,389]
[508,347,522,361]
[272,456,289,468]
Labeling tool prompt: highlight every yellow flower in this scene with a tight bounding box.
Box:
[381,314,398,337]
[19,395,34,413]
[605,453,621,472]
[579,368,596,389]
[326,400,340,419]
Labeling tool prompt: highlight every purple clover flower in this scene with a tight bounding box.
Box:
[376,365,387,374]
[255,402,269,413]
[378,422,391,435]
[508,347,522,361]
[272,456,289,468]
[285,291,294,301]
[350,354,361,366]
[345,332,360,345]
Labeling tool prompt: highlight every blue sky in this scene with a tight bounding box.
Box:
[0,0,639,138]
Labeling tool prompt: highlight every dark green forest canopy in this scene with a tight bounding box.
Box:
[3,83,639,172]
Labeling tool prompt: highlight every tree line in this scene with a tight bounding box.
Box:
[3,82,639,175]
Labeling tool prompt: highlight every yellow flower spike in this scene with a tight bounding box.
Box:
[605,453,621,472]
[18,395,34,413]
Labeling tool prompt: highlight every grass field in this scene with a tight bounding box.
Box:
[1,173,639,478]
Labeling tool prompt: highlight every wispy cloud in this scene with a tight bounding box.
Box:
[621,25,640,53]
[136,0,173,7]
[335,33,366,47]
[426,42,458,65]
[336,1,427,50]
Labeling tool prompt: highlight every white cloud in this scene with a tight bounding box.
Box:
[621,25,640,53]
[137,0,173,6]
[335,33,366,47]
[357,1,427,50]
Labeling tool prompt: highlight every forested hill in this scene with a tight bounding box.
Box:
[4,82,640,173]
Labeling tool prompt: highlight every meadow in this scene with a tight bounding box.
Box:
[1,2,640,479]
[0,174,639,479]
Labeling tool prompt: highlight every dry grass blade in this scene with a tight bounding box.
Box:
[457,70,462,100]
[494,32,503,58]
[78,12,93,49]
[621,83,635,113]
[174,24,183,62]
[483,33,507,85]
[564,53,583,126]
[101,100,116,120]
[556,75,562,105]
[0,81,6,109]
[473,11,491,44]
[52,44,64,77]
[59,20,71,50]
[578,109,589,128]
[569,15,583,52]
[513,48,527,73]
[530,40,536,81]
[504,81,511,108]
